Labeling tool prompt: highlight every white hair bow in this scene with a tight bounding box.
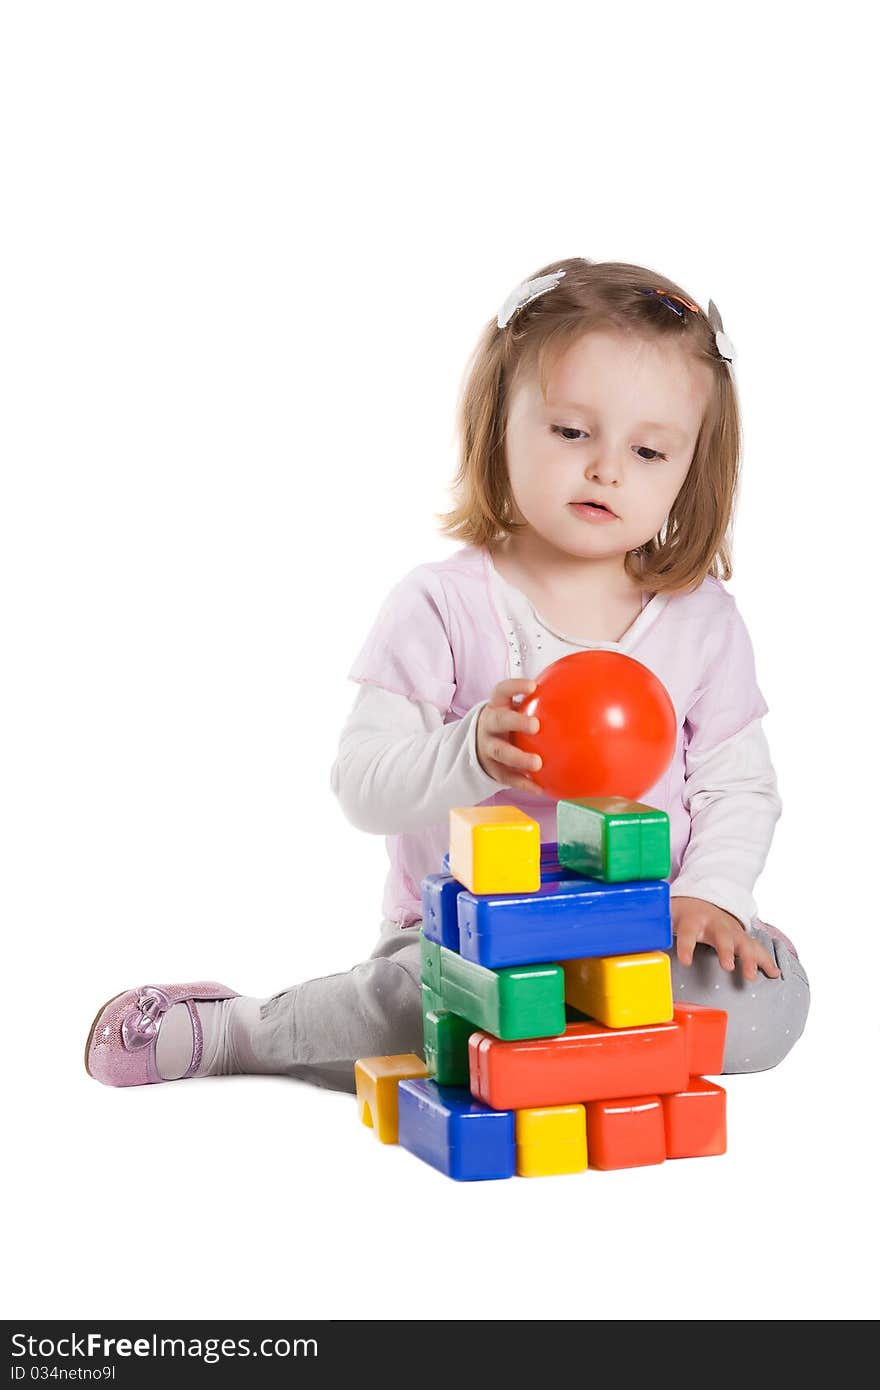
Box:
[707,299,736,365]
[496,268,566,329]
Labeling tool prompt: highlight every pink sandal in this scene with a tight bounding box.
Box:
[85,982,239,1086]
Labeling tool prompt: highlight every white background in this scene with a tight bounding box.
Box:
[2,1,878,1322]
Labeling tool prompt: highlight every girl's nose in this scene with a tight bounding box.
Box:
[585,454,623,486]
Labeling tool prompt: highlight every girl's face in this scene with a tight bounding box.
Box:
[503,329,715,561]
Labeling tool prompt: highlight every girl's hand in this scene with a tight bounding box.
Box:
[672,896,781,982]
[476,678,549,795]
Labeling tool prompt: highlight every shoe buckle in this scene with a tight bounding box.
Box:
[121,986,173,1051]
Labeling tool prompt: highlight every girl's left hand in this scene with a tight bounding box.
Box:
[671,896,781,982]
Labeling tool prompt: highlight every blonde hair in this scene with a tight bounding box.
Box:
[438,257,742,594]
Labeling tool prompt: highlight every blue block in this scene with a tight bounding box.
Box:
[457,878,672,968]
[397,1078,516,1181]
[421,873,467,950]
[426,860,571,953]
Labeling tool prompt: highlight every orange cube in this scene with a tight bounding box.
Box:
[584,1095,666,1170]
[662,1078,727,1158]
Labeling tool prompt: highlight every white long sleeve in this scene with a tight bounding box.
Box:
[669,717,782,930]
[330,682,501,835]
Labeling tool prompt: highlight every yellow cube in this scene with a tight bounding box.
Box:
[448,806,540,895]
[354,1054,430,1144]
[515,1104,588,1177]
[563,951,673,1029]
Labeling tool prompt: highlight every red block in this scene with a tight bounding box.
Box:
[468,1018,689,1111]
[662,1078,727,1158]
[585,1095,666,1170]
[673,1003,727,1076]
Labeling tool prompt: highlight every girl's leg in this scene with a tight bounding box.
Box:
[90,920,425,1092]
[196,919,424,1093]
[97,918,808,1090]
[668,919,810,1074]
[170,917,422,1089]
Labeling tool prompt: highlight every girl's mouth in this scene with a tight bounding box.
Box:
[569,500,618,523]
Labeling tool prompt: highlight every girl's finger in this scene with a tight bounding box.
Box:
[488,679,537,707]
[755,946,781,979]
[485,707,540,736]
[734,935,780,982]
[485,738,542,772]
[716,941,736,971]
[480,756,539,794]
[675,927,698,967]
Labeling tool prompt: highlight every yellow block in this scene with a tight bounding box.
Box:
[563,951,673,1028]
[354,1054,429,1144]
[515,1104,588,1177]
[448,806,540,895]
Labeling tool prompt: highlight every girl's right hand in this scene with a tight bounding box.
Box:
[475,678,547,794]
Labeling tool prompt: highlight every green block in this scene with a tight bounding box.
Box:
[423,1008,473,1085]
[439,945,565,1041]
[557,797,671,882]
[421,981,442,1016]
[420,930,442,993]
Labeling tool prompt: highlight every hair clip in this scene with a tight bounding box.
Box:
[640,287,735,366]
[497,268,567,329]
[637,286,700,319]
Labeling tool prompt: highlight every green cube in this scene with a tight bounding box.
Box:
[557,797,670,882]
[439,946,565,1041]
[423,1008,473,1085]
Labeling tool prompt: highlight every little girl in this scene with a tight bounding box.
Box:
[85,257,810,1093]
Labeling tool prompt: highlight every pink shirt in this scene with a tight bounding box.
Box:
[345,543,771,929]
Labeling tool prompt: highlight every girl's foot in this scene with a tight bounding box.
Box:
[84,982,252,1086]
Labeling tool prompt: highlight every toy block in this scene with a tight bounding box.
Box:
[563,951,673,1028]
[422,1008,473,1086]
[558,797,670,882]
[397,1078,516,1181]
[662,1079,727,1158]
[421,981,442,1016]
[443,840,560,873]
[354,1055,430,1144]
[515,1104,588,1177]
[422,981,473,1085]
[458,878,672,968]
[420,931,442,994]
[584,1095,666,1170]
[425,861,574,957]
[673,1003,727,1075]
[448,806,540,895]
[439,946,565,1040]
[469,1016,689,1110]
[421,873,467,950]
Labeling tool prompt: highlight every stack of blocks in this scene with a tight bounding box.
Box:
[355,799,728,1180]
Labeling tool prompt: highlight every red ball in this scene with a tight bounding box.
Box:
[510,650,676,801]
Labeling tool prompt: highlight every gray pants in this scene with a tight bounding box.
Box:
[247,919,810,1094]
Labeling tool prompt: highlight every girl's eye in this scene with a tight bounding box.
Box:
[552,426,667,462]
